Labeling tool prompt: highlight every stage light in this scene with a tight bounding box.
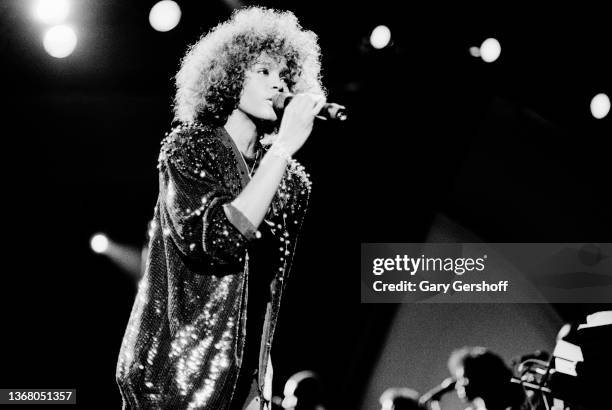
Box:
[90,233,109,254]
[33,0,70,24]
[590,93,610,119]
[370,25,391,49]
[149,1,182,32]
[480,37,501,63]
[43,25,77,58]
[469,46,481,57]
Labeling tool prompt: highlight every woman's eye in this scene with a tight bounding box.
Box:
[258,68,269,75]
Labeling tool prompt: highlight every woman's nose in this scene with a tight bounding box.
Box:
[270,71,285,91]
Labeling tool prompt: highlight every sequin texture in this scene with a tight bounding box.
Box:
[116,123,310,409]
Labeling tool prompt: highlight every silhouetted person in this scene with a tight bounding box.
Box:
[448,347,526,410]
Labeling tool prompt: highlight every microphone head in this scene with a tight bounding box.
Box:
[272,92,293,112]
[324,103,348,121]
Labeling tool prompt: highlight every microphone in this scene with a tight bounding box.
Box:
[272,92,348,121]
[418,377,456,405]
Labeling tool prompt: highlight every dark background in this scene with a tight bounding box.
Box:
[1,0,610,408]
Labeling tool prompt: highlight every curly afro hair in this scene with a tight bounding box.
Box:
[174,7,325,126]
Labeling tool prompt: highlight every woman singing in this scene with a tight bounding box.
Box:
[116,7,326,409]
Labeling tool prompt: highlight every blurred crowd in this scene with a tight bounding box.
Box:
[270,310,610,410]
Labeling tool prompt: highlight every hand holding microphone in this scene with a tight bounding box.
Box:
[272,92,347,159]
[274,93,327,157]
[273,92,347,122]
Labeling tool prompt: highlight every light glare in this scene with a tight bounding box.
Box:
[590,93,610,119]
[480,37,501,63]
[43,25,77,58]
[90,234,109,254]
[469,46,481,57]
[34,0,70,24]
[149,1,182,32]
[370,25,391,49]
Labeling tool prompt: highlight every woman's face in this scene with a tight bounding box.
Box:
[238,55,288,122]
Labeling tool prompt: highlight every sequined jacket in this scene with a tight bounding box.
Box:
[116,123,311,409]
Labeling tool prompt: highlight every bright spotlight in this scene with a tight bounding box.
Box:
[590,93,610,119]
[91,234,109,254]
[149,1,182,32]
[480,37,501,63]
[33,0,70,25]
[370,25,391,49]
[43,25,77,58]
[469,46,481,57]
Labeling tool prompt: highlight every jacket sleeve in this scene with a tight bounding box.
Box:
[158,127,258,267]
[255,159,312,272]
[280,160,312,239]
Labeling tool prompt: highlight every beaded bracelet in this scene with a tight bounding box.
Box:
[268,141,293,162]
